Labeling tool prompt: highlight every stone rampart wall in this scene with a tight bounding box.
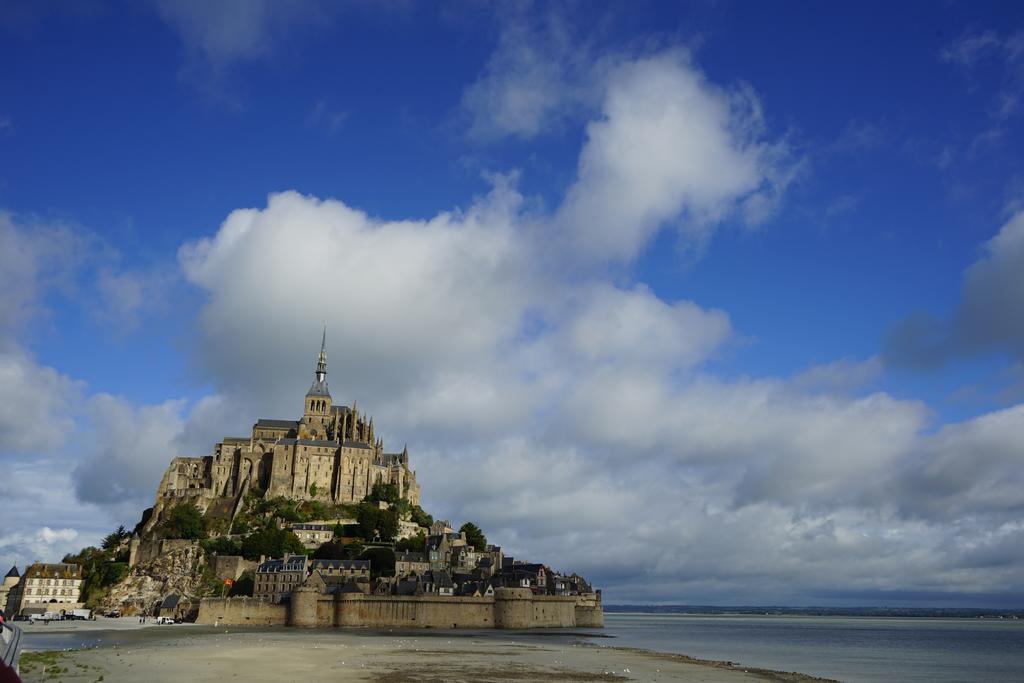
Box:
[212,555,257,581]
[196,597,287,626]
[129,538,199,567]
[328,594,495,629]
[197,589,599,629]
[491,588,577,628]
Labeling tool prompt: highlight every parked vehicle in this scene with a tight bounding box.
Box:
[106,610,121,618]
[156,616,177,624]
[30,612,59,622]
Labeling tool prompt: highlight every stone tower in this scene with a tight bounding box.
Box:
[302,326,332,439]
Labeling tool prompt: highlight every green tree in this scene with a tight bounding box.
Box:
[343,540,365,559]
[240,527,304,560]
[201,537,243,556]
[309,482,318,497]
[159,504,207,540]
[367,482,400,504]
[228,571,255,597]
[378,509,399,542]
[101,531,123,551]
[395,531,426,553]
[410,505,433,528]
[361,547,396,579]
[459,522,487,551]
[355,501,380,540]
[312,540,347,560]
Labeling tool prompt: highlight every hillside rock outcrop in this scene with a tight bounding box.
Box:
[99,540,207,614]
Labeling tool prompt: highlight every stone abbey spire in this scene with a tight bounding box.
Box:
[304,326,331,421]
[315,323,327,383]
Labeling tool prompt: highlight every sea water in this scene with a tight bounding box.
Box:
[593,613,1024,682]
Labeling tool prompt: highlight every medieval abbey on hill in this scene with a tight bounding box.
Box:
[147,331,420,526]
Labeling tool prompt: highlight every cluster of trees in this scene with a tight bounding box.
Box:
[459,522,487,551]
[61,526,134,607]
[158,504,207,540]
[230,494,355,535]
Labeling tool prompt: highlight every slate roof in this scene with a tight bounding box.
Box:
[337,580,364,594]
[5,565,19,578]
[278,438,337,447]
[24,563,81,580]
[160,594,180,610]
[256,419,300,429]
[257,554,308,574]
[306,378,331,397]
[397,552,426,563]
[276,438,372,450]
[310,559,370,571]
[423,570,454,588]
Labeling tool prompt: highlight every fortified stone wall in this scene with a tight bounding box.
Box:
[491,588,576,629]
[574,593,604,628]
[328,594,495,629]
[196,589,597,629]
[196,597,287,626]
[212,555,257,581]
[129,538,200,568]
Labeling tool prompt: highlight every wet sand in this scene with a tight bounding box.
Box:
[18,624,833,682]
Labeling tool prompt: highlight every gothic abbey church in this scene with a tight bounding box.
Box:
[145,332,420,530]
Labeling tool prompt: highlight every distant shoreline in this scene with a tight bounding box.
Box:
[604,606,1024,619]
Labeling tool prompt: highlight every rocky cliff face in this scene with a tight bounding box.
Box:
[99,540,208,614]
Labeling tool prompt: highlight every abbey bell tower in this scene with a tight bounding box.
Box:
[303,326,332,434]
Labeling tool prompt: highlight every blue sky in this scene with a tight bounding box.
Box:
[2,0,1024,606]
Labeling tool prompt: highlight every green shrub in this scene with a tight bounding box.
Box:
[361,547,396,579]
[240,527,305,560]
[158,504,207,540]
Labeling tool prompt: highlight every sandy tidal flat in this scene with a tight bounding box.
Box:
[18,627,832,683]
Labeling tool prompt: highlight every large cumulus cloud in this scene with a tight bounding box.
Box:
[173,176,1024,602]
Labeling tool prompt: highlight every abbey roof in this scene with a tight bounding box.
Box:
[256,419,300,429]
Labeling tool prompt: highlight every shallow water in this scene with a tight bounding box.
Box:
[20,614,1024,682]
[594,613,1024,682]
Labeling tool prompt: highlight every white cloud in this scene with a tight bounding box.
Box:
[554,51,795,264]
[168,181,1024,602]
[793,356,883,393]
[942,29,1024,122]
[885,211,1024,367]
[957,211,1024,356]
[0,526,81,574]
[460,11,609,140]
[154,0,333,71]
[73,394,188,507]
[38,527,78,544]
[0,349,82,453]
[0,458,111,572]
[0,212,89,344]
